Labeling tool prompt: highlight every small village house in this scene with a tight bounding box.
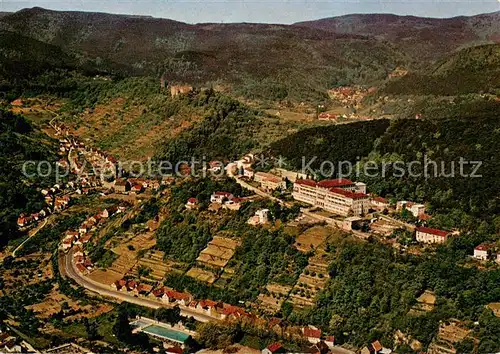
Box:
[185,198,199,210]
[210,191,234,204]
[262,343,285,354]
[302,326,322,344]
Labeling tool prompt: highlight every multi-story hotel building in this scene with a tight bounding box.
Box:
[293,179,370,216]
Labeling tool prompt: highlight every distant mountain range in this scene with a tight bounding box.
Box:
[1,7,499,100]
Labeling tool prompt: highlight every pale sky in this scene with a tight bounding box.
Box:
[0,0,499,24]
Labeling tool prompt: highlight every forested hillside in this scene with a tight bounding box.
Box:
[268,119,390,172]
[0,109,57,247]
[382,44,500,96]
[268,114,500,227]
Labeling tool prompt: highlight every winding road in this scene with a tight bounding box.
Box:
[61,248,215,323]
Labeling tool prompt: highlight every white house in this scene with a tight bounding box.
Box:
[210,192,234,204]
[474,243,494,261]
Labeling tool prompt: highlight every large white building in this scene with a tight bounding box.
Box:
[415,226,450,244]
[293,179,370,216]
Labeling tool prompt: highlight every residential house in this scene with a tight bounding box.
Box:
[112,279,127,291]
[99,209,109,218]
[361,340,392,354]
[244,168,255,179]
[166,347,184,354]
[76,263,87,273]
[415,226,450,244]
[248,209,269,225]
[474,243,494,261]
[262,343,285,354]
[223,197,245,211]
[396,201,425,218]
[126,280,137,292]
[196,300,219,317]
[162,290,191,306]
[371,197,390,212]
[114,179,130,193]
[302,326,322,344]
[218,304,249,320]
[17,215,29,228]
[130,183,143,194]
[324,336,335,349]
[210,192,234,204]
[185,198,199,210]
[134,284,153,296]
[61,238,73,250]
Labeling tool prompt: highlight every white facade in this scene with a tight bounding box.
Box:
[293,179,370,216]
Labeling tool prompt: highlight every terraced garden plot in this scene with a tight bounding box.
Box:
[196,236,241,268]
[185,267,216,284]
[256,283,293,313]
[290,248,331,308]
[408,290,437,315]
[294,225,331,252]
[128,249,184,283]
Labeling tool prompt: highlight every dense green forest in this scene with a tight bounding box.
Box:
[267,119,390,172]
[157,89,262,162]
[356,116,500,222]
[0,109,57,248]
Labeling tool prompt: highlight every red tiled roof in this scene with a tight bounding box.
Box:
[166,347,183,354]
[372,340,383,352]
[317,178,353,188]
[295,179,317,187]
[214,192,233,197]
[372,197,388,204]
[198,299,218,308]
[330,188,368,199]
[303,327,322,339]
[416,226,449,237]
[76,264,86,272]
[165,290,190,301]
[187,198,198,204]
[475,243,494,251]
[266,343,283,353]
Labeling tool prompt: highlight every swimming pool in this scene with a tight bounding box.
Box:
[142,325,190,343]
[130,319,151,329]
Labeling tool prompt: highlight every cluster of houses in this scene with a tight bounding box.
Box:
[110,283,251,321]
[186,191,249,211]
[262,326,336,354]
[210,191,247,211]
[318,112,371,122]
[114,178,160,194]
[17,187,71,229]
[53,121,118,179]
[62,206,126,252]
[327,86,377,109]
[72,246,94,274]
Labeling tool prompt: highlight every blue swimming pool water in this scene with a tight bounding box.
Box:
[142,325,190,343]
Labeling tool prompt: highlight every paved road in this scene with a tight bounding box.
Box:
[61,249,214,322]
[12,218,48,258]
